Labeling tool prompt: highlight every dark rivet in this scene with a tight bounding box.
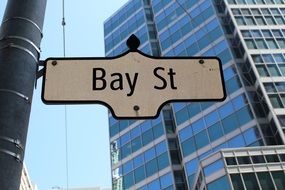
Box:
[52,61,57,66]
[199,60,204,64]
[133,105,140,111]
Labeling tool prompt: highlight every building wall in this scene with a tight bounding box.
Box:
[105,1,180,189]
[192,145,285,190]
[104,0,285,189]
[66,188,111,190]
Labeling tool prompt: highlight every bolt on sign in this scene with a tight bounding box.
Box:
[42,35,226,119]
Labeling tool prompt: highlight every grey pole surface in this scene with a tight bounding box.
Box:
[0,0,46,189]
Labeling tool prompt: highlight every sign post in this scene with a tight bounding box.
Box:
[42,35,226,119]
[0,0,47,189]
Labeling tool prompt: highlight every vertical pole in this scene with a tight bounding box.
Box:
[0,0,46,189]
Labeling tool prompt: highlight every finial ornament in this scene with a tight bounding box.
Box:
[126,34,140,51]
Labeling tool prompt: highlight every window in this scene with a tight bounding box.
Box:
[243,127,260,145]
[134,154,144,168]
[236,106,253,126]
[148,179,160,190]
[251,30,262,37]
[256,17,266,25]
[277,39,285,48]
[131,137,142,152]
[182,137,196,157]
[242,173,259,190]
[262,30,272,37]
[264,83,277,92]
[273,30,283,37]
[131,126,141,139]
[121,143,132,159]
[208,122,223,142]
[142,129,154,146]
[233,95,247,110]
[278,116,285,127]
[222,114,239,134]
[120,120,129,132]
[252,9,261,15]
[195,130,209,149]
[261,8,270,15]
[256,39,268,49]
[205,111,219,127]
[232,9,241,15]
[123,171,134,189]
[251,155,265,163]
[236,17,246,25]
[134,166,145,183]
[110,122,119,137]
[123,161,133,175]
[279,64,285,75]
[268,64,281,76]
[269,94,283,108]
[279,154,285,162]
[201,102,213,110]
[155,141,167,155]
[226,76,241,94]
[218,49,233,64]
[263,54,275,63]
[157,152,169,170]
[272,171,285,189]
[237,156,251,164]
[186,43,199,55]
[274,54,285,63]
[257,65,269,77]
[265,154,279,162]
[207,176,231,190]
[266,39,278,49]
[192,119,205,134]
[226,157,237,165]
[160,173,173,189]
[186,161,198,181]
[241,8,251,15]
[203,160,224,176]
[257,172,275,189]
[144,147,155,162]
[175,107,189,125]
[145,159,158,177]
[173,103,186,112]
[275,16,285,24]
[224,67,236,81]
[181,22,192,36]
[179,126,192,142]
[228,135,245,148]
[252,54,264,63]
[245,39,257,49]
[153,123,164,139]
[230,174,245,190]
[219,102,234,119]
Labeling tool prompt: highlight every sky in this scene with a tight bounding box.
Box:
[0,0,128,189]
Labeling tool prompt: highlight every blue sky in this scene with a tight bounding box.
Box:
[0,0,128,189]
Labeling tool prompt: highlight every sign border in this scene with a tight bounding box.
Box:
[42,48,226,119]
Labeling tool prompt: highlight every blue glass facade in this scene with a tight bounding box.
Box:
[104,0,285,189]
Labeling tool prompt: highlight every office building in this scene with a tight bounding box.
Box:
[104,0,285,189]
[61,188,111,190]
[20,164,37,190]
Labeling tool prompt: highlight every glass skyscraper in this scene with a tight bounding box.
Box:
[104,0,285,189]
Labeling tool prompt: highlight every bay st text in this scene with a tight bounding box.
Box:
[92,67,177,96]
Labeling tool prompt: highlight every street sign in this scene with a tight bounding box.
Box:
[42,35,226,119]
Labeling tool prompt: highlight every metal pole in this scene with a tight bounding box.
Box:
[0,0,46,189]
